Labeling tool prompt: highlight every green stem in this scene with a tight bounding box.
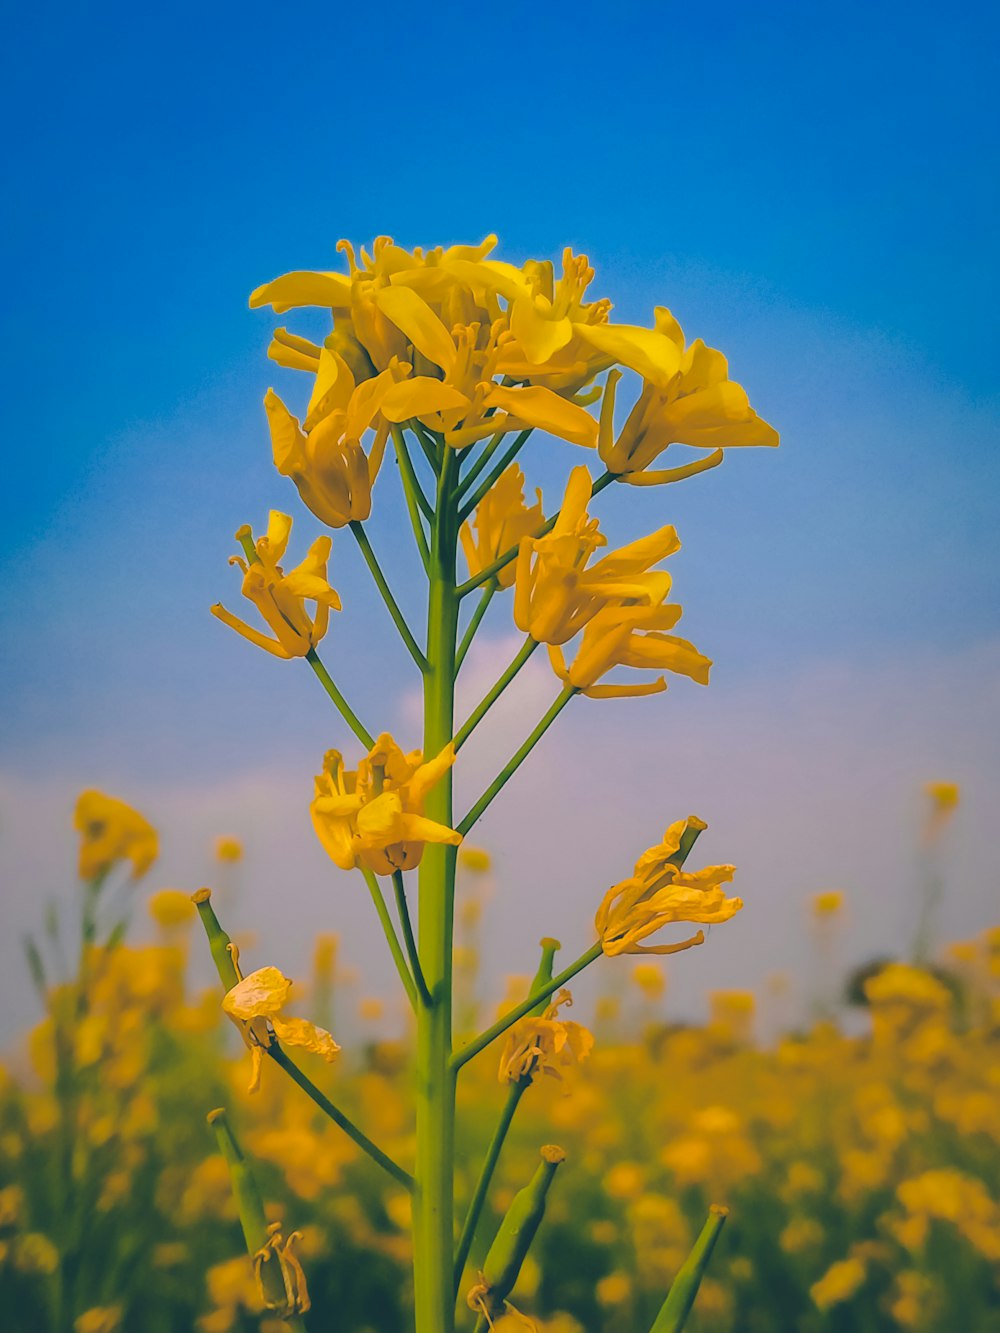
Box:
[457,688,576,835]
[392,426,433,574]
[350,520,428,672]
[267,1045,414,1191]
[454,637,539,751]
[456,429,508,499]
[361,867,418,1010]
[393,870,431,1006]
[453,1080,527,1288]
[305,648,375,749]
[411,419,444,474]
[413,446,460,1333]
[458,430,533,522]
[456,470,616,598]
[455,579,497,672]
[452,942,603,1071]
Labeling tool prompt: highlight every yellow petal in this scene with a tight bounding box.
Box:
[375,286,457,375]
[510,296,573,364]
[484,385,598,448]
[249,271,352,312]
[264,390,308,477]
[380,377,471,423]
[575,323,683,388]
[271,1015,341,1062]
[223,966,293,1021]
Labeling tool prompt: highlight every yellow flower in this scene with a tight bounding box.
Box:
[596,817,741,956]
[211,511,341,659]
[460,465,544,590]
[810,1256,867,1310]
[222,965,340,1093]
[863,963,952,1010]
[812,889,844,917]
[547,601,711,699]
[458,846,492,873]
[923,780,960,844]
[597,312,778,484]
[311,732,461,876]
[497,989,594,1083]
[631,962,666,999]
[74,1308,122,1333]
[74,790,158,881]
[514,467,684,645]
[148,889,196,930]
[264,349,409,528]
[215,836,243,863]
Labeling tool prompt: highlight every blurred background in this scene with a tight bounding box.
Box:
[2,4,1000,1331]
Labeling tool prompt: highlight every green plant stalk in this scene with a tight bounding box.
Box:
[457,687,576,835]
[455,579,497,672]
[453,941,603,1071]
[207,1107,301,1322]
[453,636,539,751]
[413,442,460,1333]
[392,426,432,569]
[458,428,533,519]
[305,647,375,748]
[360,867,419,1009]
[392,869,431,1006]
[453,938,561,1288]
[350,520,428,671]
[475,1146,566,1322]
[650,1205,729,1332]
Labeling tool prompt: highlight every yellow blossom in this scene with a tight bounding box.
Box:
[810,1255,867,1310]
[812,889,844,917]
[596,817,741,956]
[458,846,492,873]
[460,465,544,590]
[264,348,409,527]
[311,732,461,876]
[514,466,686,646]
[222,965,340,1093]
[923,780,960,844]
[211,511,341,659]
[215,836,243,863]
[548,600,711,699]
[148,889,196,930]
[74,789,158,881]
[74,1308,122,1333]
[497,989,594,1083]
[863,963,952,1010]
[597,312,778,484]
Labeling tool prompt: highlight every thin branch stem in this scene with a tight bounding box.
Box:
[454,637,539,751]
[453,1080,527,1288]
[458,430,533,523]
[361,867,418,1011]
[455,580,497,672]
[349,520,428,672]
[457,688,576,835]
[267,1045,414,1191]
[456,469,616,597]
[456,428,507,499]
[452,942,603,1071]
[305,649,375,748]
[411,419,443,475]
[392,870,431,1007]
[392,425,434,520]
[392,427,432,573]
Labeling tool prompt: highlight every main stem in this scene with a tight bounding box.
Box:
[413,445,459,1333]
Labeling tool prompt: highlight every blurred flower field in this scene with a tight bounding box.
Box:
[3,808,998,1333]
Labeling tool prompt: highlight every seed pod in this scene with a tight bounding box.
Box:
[475,1145,566,1317]
[191,888,239,990]
[650,1204,729,1332]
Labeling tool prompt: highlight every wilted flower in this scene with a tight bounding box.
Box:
[222,965,340,1093]
[498,990,594,1084]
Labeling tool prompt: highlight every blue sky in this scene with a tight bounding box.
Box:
[1,0,997,1040]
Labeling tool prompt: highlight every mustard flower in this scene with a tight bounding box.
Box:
[311,732,462,876]
[548,601,711,699]
[597,312,778,484]
[497,989,594,1084]
[596,817,742,956]
[73,790,158,881]
[460,464,544,590]
[222,964,340,1093]
[514,466,683,645]
[210,511,341,659]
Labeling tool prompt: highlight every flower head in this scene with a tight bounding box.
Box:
[74,790,158,881]
[548,601,711,699]
[460,465,544,590]
[222,963,340,1093]
[498,989,594,1084]
[311,732,462,876]
[596,817,741,956]
[211,511,341,659]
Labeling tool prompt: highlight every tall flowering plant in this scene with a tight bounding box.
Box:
[197,236,776,1331]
